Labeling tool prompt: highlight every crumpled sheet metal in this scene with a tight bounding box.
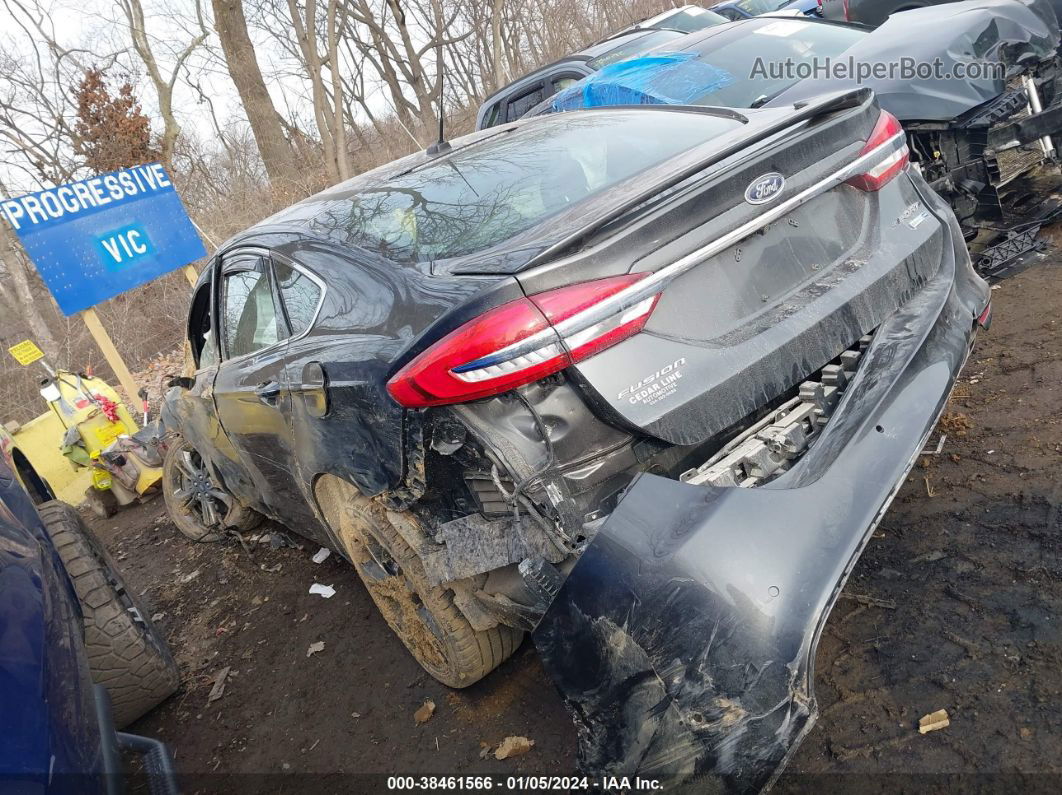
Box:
[533,185,989,792]
[549,52,735,112]
[773,0,1061,120]
[548,0,1059,123]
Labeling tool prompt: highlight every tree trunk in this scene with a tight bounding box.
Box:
[491,0,506,90]
[326,0,350,181]
[0,220,61,363]
[287,0,339,182]
[211,0,301,191]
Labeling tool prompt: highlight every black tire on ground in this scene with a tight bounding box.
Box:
[12,448,55,505]
[37,501,180,728]
[343,496,523,688]
[162,436,259,542]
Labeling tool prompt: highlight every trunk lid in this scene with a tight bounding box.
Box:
[519,94,942,446]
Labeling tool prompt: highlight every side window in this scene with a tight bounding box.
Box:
[188,280,218,369]
[505,84,546,121]
[274,260,322,336]
[553,76,580,93]
[482,101,501,129]
[221,267,283,358]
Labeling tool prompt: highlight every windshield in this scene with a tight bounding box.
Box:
[736,0,797,13]
[304,111,744,264]
[687,19,865,107]
[644,7,730,32]
[588,29,687,68]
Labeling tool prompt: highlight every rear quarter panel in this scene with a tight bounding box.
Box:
[271,240,521,507]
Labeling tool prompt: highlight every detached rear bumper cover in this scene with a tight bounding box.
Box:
[533,183,990,791]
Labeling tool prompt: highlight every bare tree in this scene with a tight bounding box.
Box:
[284,0,350,180]
[115,0,210,167]
[211,0,302,189]
[0,0,116,186]
[490,0,507,89]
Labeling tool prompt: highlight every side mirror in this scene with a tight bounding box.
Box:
[167,376,195,390]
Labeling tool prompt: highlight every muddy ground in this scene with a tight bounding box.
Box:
[94,256,1060,790]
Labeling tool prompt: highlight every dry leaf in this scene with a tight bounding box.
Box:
[495,736,534,759]
[414,699,436,725]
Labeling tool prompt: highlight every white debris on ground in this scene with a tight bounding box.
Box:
[207,666,231,703]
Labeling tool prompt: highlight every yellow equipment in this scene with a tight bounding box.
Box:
[44,371,164,517]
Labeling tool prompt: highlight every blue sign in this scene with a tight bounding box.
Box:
[1,163,206,316]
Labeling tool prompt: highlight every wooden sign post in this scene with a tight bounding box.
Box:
[79,309,140,400]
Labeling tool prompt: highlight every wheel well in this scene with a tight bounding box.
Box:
[12,448,54,505]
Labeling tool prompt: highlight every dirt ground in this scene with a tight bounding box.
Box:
[94,255,1061,790]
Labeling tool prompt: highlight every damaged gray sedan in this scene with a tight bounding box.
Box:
[161,90,990,789]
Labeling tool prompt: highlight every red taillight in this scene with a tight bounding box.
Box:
[845,110,910,192]
[387,274,660,408]
[977,301,992,328]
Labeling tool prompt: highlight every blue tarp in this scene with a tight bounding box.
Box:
[550,52,735,111]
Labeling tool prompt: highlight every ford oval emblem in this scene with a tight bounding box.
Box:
[745,173,785,205]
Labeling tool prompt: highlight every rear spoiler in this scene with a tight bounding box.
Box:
[522,88,874,269]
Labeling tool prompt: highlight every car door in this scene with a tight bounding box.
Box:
[211,249,313,527]
[172,269,261,508]
[503,79,550,122]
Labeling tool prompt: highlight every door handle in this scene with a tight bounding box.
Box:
[255,381,282,402]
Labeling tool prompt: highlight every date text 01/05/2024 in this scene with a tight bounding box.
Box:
[386,776,663,790]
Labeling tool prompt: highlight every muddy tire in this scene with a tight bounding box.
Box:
[37,501,179,727]
[162,436,259,542]
[338,496,521,688]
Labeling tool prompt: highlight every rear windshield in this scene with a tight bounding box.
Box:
[307,111,743,264]
[688,19,866,107]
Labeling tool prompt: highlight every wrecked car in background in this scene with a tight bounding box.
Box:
[820,0,1062,27]
[474,5,728,130]
[543,0,1062,275]
[161,88,990,789]
[708,0,820,21]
